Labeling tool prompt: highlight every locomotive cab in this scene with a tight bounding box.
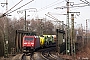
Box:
[22,36,40,53]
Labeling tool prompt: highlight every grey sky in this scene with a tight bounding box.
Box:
[0,0,90,29]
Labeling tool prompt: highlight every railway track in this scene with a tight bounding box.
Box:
[15,44,63,60]
[21,46,57,60]
[21,52,34,60]
[41,47,59,60]
[12,54,24,60]
[41,51,56,60]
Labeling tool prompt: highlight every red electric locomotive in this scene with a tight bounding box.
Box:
[22,36,40,53]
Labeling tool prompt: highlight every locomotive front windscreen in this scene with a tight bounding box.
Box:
[25,37,34,41]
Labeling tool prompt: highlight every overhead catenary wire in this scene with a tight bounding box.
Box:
[4,0,23,15]
[69,4,90,8]
[47,12,61,21]
[38,0,60,10]
[17,8,37,12]
[54,2,89,17]
[69,8,89,29]
[55,4,90,9]
[55,0,90,9]
[45,14,59,21]
[38,0,65,12]
[48,12,67,15]
[45,12,61,22]
[80,0,90,4]
[70,3,87,6]
[5,0,34,15]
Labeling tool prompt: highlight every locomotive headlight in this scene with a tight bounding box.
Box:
[24,43,27,44]
[31,43,34,47]
[31,43,34,44]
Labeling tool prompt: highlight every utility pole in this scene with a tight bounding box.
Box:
[66,0,70,55]
[61,21,64,30]
[4,0,8,58]
[71,14,75,59]
[25,10,27,31]
[62,21,66,45]
[85,19,90,46]
[40,19,43,35]
[58,21,61,29]
[54,0,89,56]
[1,0,9,58]
[17,8,37,31]
[17,10,27,31]
[66,1,80,56]
[85,19,87,46]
